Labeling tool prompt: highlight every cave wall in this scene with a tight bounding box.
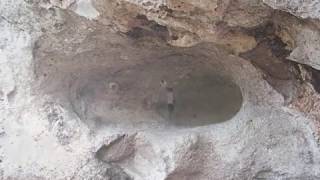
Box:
[1,0,320,179]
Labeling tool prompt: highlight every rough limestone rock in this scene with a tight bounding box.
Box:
[96,134,137,163]
[261,1,320,70]
[92,0,272,53]
[1,0,320,180]
[288,27,320,70]
[263,0,320,19]
[274,14,320,70]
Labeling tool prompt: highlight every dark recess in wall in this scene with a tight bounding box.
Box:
[126,14,169,40]
[242,21,320,95]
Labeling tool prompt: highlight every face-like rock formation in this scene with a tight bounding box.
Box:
[1,0,320,179]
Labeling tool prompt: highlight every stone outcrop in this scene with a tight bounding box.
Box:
[1,0,320,180]
[92,0,273,53]
[270,12,320,71]
[263,0,320,19]
[91,0,320,69]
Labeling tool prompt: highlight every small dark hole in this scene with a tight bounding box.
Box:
[171,35,178,40]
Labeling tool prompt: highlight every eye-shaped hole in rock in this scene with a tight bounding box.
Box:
[70,55,243,128]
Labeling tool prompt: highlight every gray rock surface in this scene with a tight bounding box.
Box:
[263,0,320,19]
[1,0,320,180]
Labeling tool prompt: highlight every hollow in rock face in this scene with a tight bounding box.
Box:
[70,55,243,128]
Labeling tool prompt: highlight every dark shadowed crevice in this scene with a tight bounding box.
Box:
[126,27,144,39]
[241,21,320,104]
[125,14,169,40]
[311,70,320,93]
[241,22,302,102]
[298,65,320,93]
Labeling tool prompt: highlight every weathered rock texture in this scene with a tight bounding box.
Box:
[93,0,273,53]
[89,0,320,70]
[270,12,320,71]
[261,0,320,71]
[1,0,320,180]
[263,0,320,19]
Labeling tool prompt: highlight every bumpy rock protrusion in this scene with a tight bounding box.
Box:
[96,134,137,163]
